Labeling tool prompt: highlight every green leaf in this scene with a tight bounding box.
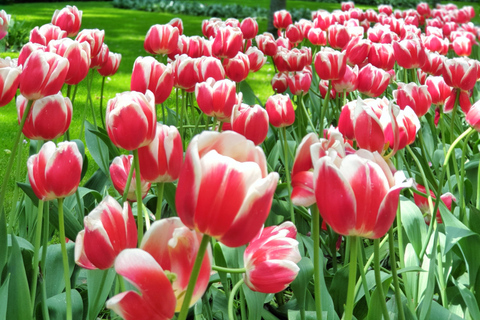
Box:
[86,268,116,320]
[404,244,420,306]
[82,169,109,211]
[49,201,83,242]
[43,243,76,298]
[288,310,319,320]
[290,257,314,317]
[85,120,110,175]
[242,284,266,320]
[0,209,7,273]
[163,183,177,215]
[213,242,230,297]
[366,273,392,320]
[0,274,10,320]
[400,196,427,258]
[46,289,83,320]
[455,280,480,320]
[419,301,463,320]
[87,125,120,159]
[418,232,438,320]
[457,234,480,301]
[438,204,475,253]
[5,235,32,320]
[239,80,262,106]
[17,182,39,207]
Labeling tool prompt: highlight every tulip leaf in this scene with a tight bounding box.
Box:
[49,201,83,241]
[86,123,120,159]
[288,310,318,320]
[366,272,392,320]
[17,182,39,207]
[418,231,438,320]
[438,203,475,253]
[400,196,427,258]
[404,244,420,307]
[71,139,88,179]
[213,242,230,297]
[238,80,262,106]
[86,268,116,320]
[163,182,177,216]
[210,286,229,319]
[454,279,480,320]
[82,169,109,211]
[0,209,7,273]
[456,234,480,301]
[418,301,463,320]
[290,257,313,317]
[5,234,32,320]
[85,120,110,175]
[45,289,83,320]
[267,140,281,171]
[242,283,266,320]
[0,274,10,320]
[43,243,76,298]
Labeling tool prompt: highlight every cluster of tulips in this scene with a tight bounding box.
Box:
[1,0,480,319]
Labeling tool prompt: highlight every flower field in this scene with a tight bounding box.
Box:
[1,1,480,320]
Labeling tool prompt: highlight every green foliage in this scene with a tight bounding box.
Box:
[0,17,31,52]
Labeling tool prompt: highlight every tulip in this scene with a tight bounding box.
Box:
[368,25,398,44]
[423,35,449,55]
[223,52,250,83]
[452,35,472,56]
[98,52,122,77]
[345,36,371,67]
[27,141,83,201]
[47,38,91,85]
[265,93,295,128]
[110,155,152,202]
[171,54,197,91]
[74,196,137,270]
[255,33,278,56]
[273,10,293,30]
[245,47,266,73]
[231,103,269,146]
[131,56,174,105]
[90,43,109,69]
[201,18,221,38]
[314,47,347,81]
[332,65,358,93]
[175,131,279,247]
[168,17,183,35]
[413,184,455,225]
[297,19,314,39]
[106,249,177,320]
[140,218,212,311]
[442,57,478,91]
[240,17,258,40]
[307,28,327,46]
[30,24,67,46]
[466,98,480,132]
[365,9,378,23]
[291,133,319,207]
[0,57,22,107]
[341,1,355,11]
[421,50,445,76]
[319,79,336,99]
[138,123,183,183]
[368,43,395,71]
[51,5,82,37]
[195,56,225,84]
[288,68,312,96]
[312,148,412,238]
[378,4,393,16]
[393,38,426,69]
[106,90,157,150]
[76,28,105,57]
[393,82,432,117]
[195,78,240,122]
[328,23,351,50]
[17,92,72,140]
[0,10,10,40]
[426,76,452,106]
[212,26,244,59]
[144,24,179,56]
[357,64,390,98]
[285,24,303,45]
[273,47,307,73]
[314,11,334,31]
[19,50,69,101]
[272,72,288,93]
[243,222,301,293]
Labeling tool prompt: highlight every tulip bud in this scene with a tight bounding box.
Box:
[138,123,183,183]
[51,5,82,37]
[357,64,390,97]
[168,17,183,35]
[144,24,179,56]
[90,43,109,69]
[0,57,21,107]
[195,78,240,121]
[223,52,250,83]
[273,10,293,30]
[0,10,10,40]
[272,72,288,93]
[246,47,266,73]
[76,28,105,57]
[74,196,137,270]
[255,33,278,57]
[30,24,67,46]
[110,155,152,202]
[265,93,295,128]
[307,28,327,46]
[47,38,91,85]
[243,222,301,293]
[426,75,452,105]
[240,17,258,40]
[393,38,426,69]
[212,26,244,59]
[393,82,432,117]
[288,69,312,96]
[314,47,347,81]
[17,92,72,140]
[106,90,157,150]
[231,103,269,146]
[98,51,122,77]
[131,56,174,105]
[27,141,83,201]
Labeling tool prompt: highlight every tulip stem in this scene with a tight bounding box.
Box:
[177,234,211,320]
[155,182,164,220]
[357,239,371,306]
[40,204,50,320]
[319,81,332,138]
[58,198,72,320]
[99,76,106,129]
[388,227,405,320]
[8,132,26,233]
[299,94,316,134]
[212,265,246,274]
[281,127,295,224]
[374,238,390,320]
[121,157,135,205]
[344,236,358,320]
[0,99,32,221]
[228,278,244,320]
[30,200,44,315]
[133,149,144,244]
[311,205,323,320]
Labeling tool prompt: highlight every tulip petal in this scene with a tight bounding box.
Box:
[245,260,300,293]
